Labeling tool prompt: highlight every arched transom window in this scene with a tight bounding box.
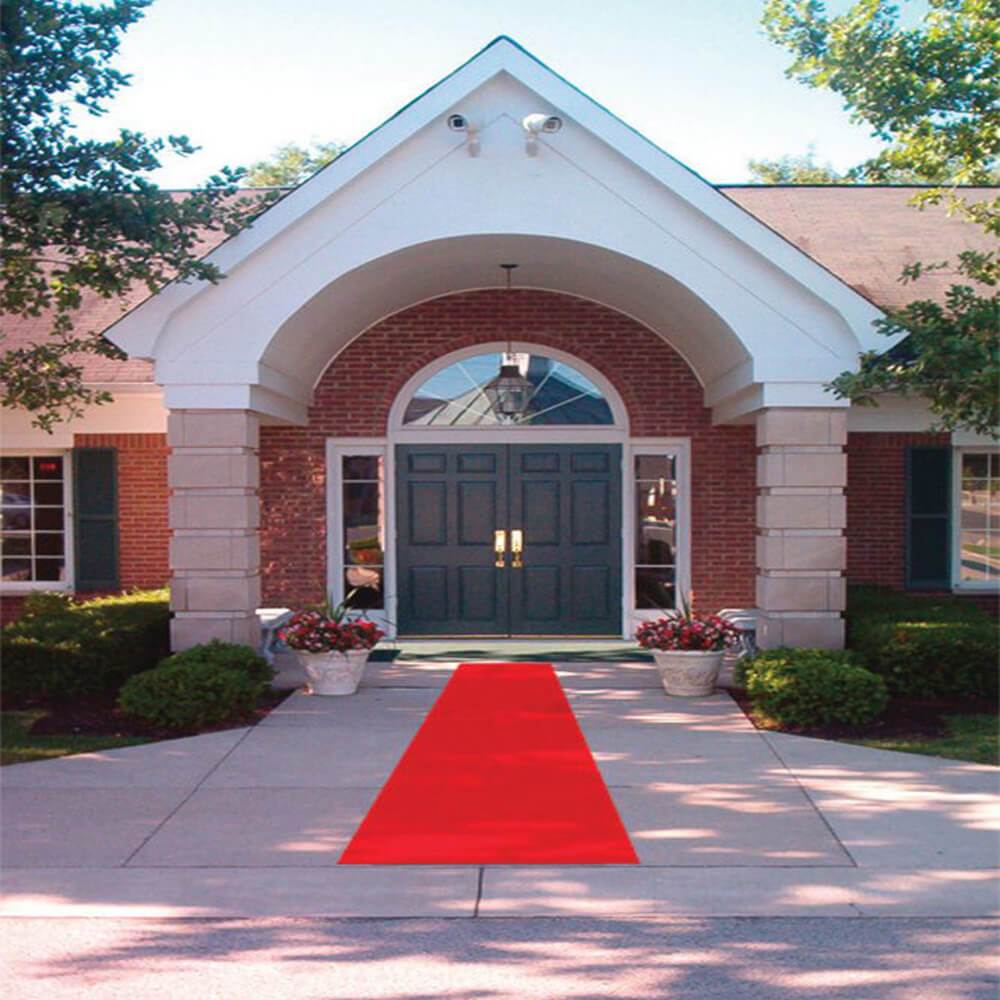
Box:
[402,352,615,427]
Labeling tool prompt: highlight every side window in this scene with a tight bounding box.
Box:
[341,455,384,609]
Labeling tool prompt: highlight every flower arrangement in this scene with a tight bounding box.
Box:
[635,594,739,653]
[278,595,385,653]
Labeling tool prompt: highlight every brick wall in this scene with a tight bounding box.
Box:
[75,433,171,592]
[846,430,949,588]
[260,289,757,613]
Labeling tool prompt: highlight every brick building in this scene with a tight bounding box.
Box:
[2,38,996,646]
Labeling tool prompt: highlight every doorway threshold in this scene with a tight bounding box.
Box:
[384,638,653,663]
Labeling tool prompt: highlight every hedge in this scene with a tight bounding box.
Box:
[851,618,999,700]
[743,648,888,728]
[118,641,271,731]
[1,589,170,703]
[118,660,263,731]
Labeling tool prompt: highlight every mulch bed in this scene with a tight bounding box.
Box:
[728,685,995,742]
[22,689,289,741]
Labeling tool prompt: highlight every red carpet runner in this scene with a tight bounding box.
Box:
[339,662,638,864]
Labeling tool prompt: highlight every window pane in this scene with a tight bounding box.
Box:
[1,484,30,506]
[1,558,31,582]
[0,457,29,480]
[343,476,383,568]
[636,567,675,610]
[34,558,65,582]
[35,533,64,556]
[636,486,675,565]
[32,457,63,480]
[403,353,613,426]
[344,567,383,609]
[990,453,1000,478]
[34,508,64,531]
[959,531,995,581]
[635,455,674,480]
[33,482,63,506]
[1,534,31,556]
[343,455,380,481]
[962,453,989,479]
[1,508,31,531]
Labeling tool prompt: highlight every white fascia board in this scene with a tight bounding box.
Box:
[107,37,884,363]
[712,381,849,424]
[154,360,312,401]
[163,383,308,425]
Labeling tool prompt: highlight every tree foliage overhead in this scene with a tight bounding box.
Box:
[747,148,848,183]
[0,0,269,431]
[245,140,343,188]
[763,0,999,438]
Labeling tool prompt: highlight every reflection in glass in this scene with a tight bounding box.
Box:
[636,567,675,610]
[342,455,380,480]
[344,568,382,609]
[0,457,29,480]
[32,457,63,480]
[635,455,673,480]
[960,450,1000,581]
[2,559,31,582]
[341,455,384,609]
[1,508,31,531]
[1,535,31,556]
[34,559,65,582]
[403,353,614,426]
[636,484,675,564]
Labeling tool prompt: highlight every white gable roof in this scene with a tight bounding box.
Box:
[108,36,884,424]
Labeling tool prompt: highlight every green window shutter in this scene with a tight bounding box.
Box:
[73,448,119,591]
[906,446,951,589]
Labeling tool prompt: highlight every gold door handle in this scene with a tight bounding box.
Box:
[494,529,507,568]
[511,529,524,569]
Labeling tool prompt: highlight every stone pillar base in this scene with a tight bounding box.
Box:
[171,613,261,652]
[756,613,845,651]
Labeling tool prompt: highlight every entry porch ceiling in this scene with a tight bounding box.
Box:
[263,235,748,393]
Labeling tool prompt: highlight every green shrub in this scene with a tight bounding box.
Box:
[1,589,170,703]
[744,648,888,728]
[851,618,999,700]
[158,640,273,686]
[119,659,263,731]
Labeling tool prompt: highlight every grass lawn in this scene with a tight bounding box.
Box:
[1,710,152,766]
[853,714,999,766]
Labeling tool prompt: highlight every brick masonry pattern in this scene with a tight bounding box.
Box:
[259,289,757,612]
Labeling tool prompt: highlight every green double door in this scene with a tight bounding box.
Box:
[397,444,622,636]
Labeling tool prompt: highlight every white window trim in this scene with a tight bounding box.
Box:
[327,435,692,640]
[627,438,691,635]
[388,341,631,437]
[951,445,1000,592]
[0,449,74,593]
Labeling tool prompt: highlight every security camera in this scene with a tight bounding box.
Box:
[522,114,563,134]
[447,113,481,156]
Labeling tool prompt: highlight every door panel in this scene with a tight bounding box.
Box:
[397,445,508,635]
[508,444,621,636]
[397,443,621,636]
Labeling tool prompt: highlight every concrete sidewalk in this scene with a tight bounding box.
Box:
[2,659,998,918]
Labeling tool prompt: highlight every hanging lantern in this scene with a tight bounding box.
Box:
[483,361,533,422]
[483,262,533,423]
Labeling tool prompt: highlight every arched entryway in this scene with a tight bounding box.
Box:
[324,337,693,639]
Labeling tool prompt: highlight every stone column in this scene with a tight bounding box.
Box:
[756,408,847,649]
[167,410,261,651]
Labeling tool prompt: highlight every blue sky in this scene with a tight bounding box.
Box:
[79,0,893,188]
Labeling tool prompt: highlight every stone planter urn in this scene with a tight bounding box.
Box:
[295,648,371,696]
[652,649,725,697]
